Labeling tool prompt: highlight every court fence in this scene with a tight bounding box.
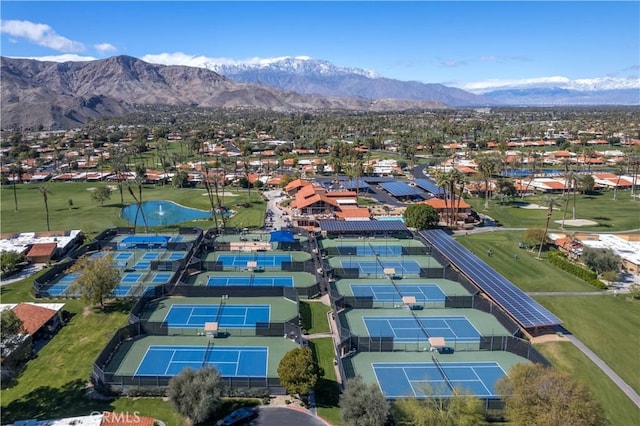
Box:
[92,322,286,394]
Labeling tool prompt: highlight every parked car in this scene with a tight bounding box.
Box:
[216,407,258,426]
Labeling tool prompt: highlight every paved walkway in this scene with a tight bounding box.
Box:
[565,334,640,408]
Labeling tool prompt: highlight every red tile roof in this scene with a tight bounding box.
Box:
[11,303,57,335]
[335,208,371,219]
[285,179,312,192]
[26,243,58,258]
[422,198,470,209]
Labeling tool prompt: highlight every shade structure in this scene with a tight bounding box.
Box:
[269,230,295,243]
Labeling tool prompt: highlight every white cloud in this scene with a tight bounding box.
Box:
[141,52,314,68]
[0,19,85,52]
[7,54,97,62]
[94,43,116,53]
[459,76,640,93]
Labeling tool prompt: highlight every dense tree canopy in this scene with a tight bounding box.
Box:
[277,347,321,395]
[0,250,26,275]
[581,247,621,274]
[1,309,24,342]
[167,366,225,424]
[392,389,486,426]
[496,363,608,426]
[523,228,546,249]
[403,204,440,230]
[90,185,112,206]
[68,253,120,309]
[340,376,389,426]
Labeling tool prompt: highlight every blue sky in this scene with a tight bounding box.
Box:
[1,1,639,92]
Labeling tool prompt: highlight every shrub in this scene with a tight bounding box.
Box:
[548,252,608,289]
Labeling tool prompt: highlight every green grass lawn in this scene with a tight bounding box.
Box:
[536,342,639,426]
[299,301,331,334]
[0,182,266,236]
[457,231,596,292]
[456,231,640,419]
[534,295,640,395]
[308,338,345,426]
[464,190,640,232]
[0,276,188,425]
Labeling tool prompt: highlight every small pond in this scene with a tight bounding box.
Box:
[120,200,227,226]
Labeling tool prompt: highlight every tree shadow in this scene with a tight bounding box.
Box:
[1,379,112,423]
[593,216,610,221]
[315,378,340,408]
[299,302,312,331]
[101,299,136,314]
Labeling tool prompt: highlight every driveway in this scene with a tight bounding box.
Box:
[262,190,290,230]
[249,406,328,426]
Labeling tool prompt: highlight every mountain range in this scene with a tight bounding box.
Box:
[2,55,638,130]
[0,55,448,130]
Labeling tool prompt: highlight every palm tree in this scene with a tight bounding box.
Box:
[39,186,52,231]
[476,154,500,210]
[537,195,560,259]
[434,169,449,225]
[9,162,22,211]
[612,165,624,201]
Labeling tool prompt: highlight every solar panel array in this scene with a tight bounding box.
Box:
[342,179,370,190]
[414,178,447,196]
[420,229,562,328]
[319,220,408,232]
[379,181,423,197]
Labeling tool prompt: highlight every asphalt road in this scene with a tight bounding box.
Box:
[248,406,328,426]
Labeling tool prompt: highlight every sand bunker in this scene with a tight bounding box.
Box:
[554,219,598,227]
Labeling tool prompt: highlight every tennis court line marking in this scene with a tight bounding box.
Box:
[234,351,241,376]
[403,368,418,397]
[375,363,501,397]
[134,345,153,377]
[469,367,493,395]
[164,349,177,376]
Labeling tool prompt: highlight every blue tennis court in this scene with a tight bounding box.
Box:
[133,261,150,270]
[58,273,78,284]
[373,361,506,398]
[115,252,134,261]
[217,254,292,267]
[340,260,421,274]
[142,252,160,261]
[135,345,268,377]
[351,284,445,302]
[46,284,69,296]
[151,272,173,284]
[121,273,143,283]
[336,245,403,256]
[163,304,270,328]
[207,276,294,287]
[167,253,185,261]
[170,236,184,242]
[112,285,132,297]
[364,316,481,342]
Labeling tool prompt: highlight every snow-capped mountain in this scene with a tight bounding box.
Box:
[204,56,380,79]
[177,56,495,107]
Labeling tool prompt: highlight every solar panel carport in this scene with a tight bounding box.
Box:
[320,220,408,233]
[414,179,448,197]
[379,181,424,198]
[419,229,562,329]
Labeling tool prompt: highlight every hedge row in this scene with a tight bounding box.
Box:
[548,252,608,289]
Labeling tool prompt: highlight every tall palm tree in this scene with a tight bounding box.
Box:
[476,154,500,210]
[434,169,449,225]
[10,162,22,212]
[612,165,624,201]
[39,186,52,231]
[537,195,560,259]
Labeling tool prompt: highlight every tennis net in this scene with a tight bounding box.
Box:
[432,354,454,391]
